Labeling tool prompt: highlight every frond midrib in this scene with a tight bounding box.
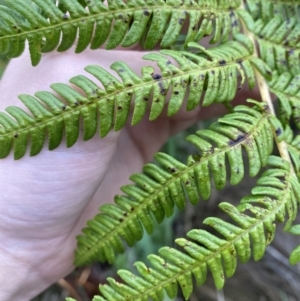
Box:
[115,172,292,300]
[0,5,237,43]
[75,113,269,266]
[0,55,253,139]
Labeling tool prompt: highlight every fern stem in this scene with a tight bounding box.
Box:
[240,0,294,169]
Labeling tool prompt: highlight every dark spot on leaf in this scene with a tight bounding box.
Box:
[266,70,272,76]
[152,74,162,80]
[219,59,226,65]
[174,91,179,95]
[228,134,246,145]
[231,20,238,27]
[275,128,282,136]
[143,10,150,16]
[62,105,67,110]
[117,106,122,110]
[14,133,18,138]
[178,18,184,25]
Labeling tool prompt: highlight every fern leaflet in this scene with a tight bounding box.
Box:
[246,0,300,21]
[0,0,253,66]
[252,16,300,76]
[74,104,274,267]
[286,224,300,264]
[0,37,270,160]
[268,72,300,128]
[88,156,300,301]
[283,126,300,179]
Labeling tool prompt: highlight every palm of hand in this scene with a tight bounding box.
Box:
[0,48,204,298]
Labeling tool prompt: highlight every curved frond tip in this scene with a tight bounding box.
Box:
[74,104,274,267]
[0,0,254,66]
[0,38,270,160]
[90,156,300,301]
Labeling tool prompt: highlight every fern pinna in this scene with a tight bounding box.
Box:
[0,36,269,160]
[0,0,252,66]
[91,156,300,301]
[0,0,300,300]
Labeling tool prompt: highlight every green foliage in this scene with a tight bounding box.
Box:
[90,156,299,301]
[269,72,300,128]
[254,16,300,76]
[284,126,300,179]
[1,1,300,301]
[75,104,274,266]
[247,0,300,21]
[0,0,252,66]
[287,224,300,264]
[0,37,269,160]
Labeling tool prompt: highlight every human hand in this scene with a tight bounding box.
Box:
[0,47,257,300]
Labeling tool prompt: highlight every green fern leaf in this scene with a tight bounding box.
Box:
[283,126,300,179]
[269,72,300,128]
[253,16,300,75]
[74,104,274,267]
[92,156,299,301]
[246,0,300,21]
[0,0,254,66]
[287,222,300,265]
[289,245,300,265]
[0,38,269,160]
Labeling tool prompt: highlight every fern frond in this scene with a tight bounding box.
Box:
[268,72,300,127]
[74,104,274,267]
[287,224,300,264]
[246,0,300,21]
[253,16,300,75]
[91,156,300,301]
[0,0,253,66]
[283,126,300,179]
[0,38,270,160]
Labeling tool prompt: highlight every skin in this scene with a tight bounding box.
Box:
[0,47,258,300]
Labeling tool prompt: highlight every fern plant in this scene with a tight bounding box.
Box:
[0,0,300,300]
